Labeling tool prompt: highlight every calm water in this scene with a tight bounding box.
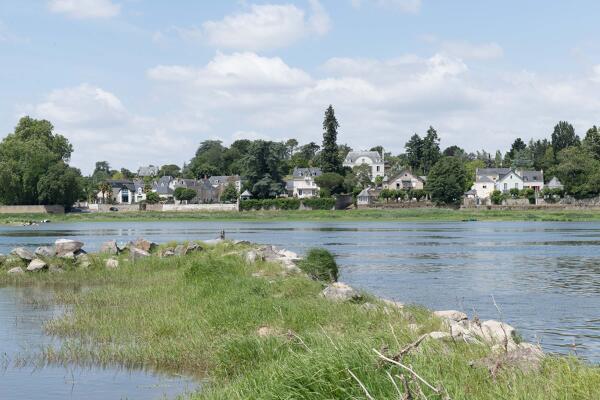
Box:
[1,220,600,398]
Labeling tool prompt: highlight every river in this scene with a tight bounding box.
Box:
[1,220,599,398]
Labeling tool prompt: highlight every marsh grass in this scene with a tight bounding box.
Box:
[1,242,599,399]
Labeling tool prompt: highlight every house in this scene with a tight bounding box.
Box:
[240,190,253,200]
[152,175,174,200]
[133,179,147,203]
[546,176,564,190]
[137,165,159,177]
[383,170,424,191]
[97,180,135,204]
[343,151,385,179]
[209,175,242,192]
[286,167,322,198]
[357,187,379,206]
[470,168,544,199]
[171,178,220,204]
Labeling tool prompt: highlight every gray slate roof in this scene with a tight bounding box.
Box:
[209,175,241,186]
[344,151,383,163]
[107,180,135,191]
[292,167,322,178]
[476,168,511,177]
[520,170,543,182]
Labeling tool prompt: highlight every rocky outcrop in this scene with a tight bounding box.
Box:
[434,310,468,322]
[321,282,360,301]
[106,258,119,269]
[131,238,157,253]
[11,247,35,261]
[7,266,24,274]
[55,239,84,256]
[27,259,47,272]
[256,245,301,273]
[130,247,150,261]
[35,246,55,258]
[100,240,119,255]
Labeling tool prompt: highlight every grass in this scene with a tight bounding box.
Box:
[1,243,600,399]
[2,207,600,225]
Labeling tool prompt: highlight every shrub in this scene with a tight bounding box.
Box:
[509,188,520,198]
[145,191,160,204]
[298,248,338,282]
[490,190,505,205]
[302,197,335,210]
[239,198,301,211]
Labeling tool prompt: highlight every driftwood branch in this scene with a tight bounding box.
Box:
[347,368,374,400]
[398,374,413,400]
[373,349,440,394]
[396,334,429,359]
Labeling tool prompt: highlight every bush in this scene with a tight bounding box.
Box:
[145,191,160,204]
[298,248,338,282]
[239,198,301,211]
[509,188,520,198]
[490,190,505,205]
[303,197,335,210]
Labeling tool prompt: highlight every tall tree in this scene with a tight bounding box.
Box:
[583,126,600,160]
[241,140,287,198]
[421,126,441,175]
[285,138,299,159]
[551,121,579,158]
[320,105,341,173]
[427,157,468,206]
[405,134,423,173]
[186,140,226,178]
[158,164,181,178]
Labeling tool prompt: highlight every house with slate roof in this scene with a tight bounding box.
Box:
[470,167,545,199]
[286,167,322,198]
[343,151,385,179]
[137,165,159,177]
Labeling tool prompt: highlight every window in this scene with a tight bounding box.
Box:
[298,189,303,195]
[503,183,508,191]
[376,166,380,172]
[515,183,519,189]
[482,185,487,189]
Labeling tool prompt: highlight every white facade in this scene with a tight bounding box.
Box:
[384,170,424,190]
[497,172,523,192]
[471,179,495,199]
[470,168,542,199]
[343,151,385,179]
[287,168,321,198]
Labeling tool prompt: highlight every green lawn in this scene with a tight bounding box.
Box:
[2,207,600,225]
[2,242,599,399]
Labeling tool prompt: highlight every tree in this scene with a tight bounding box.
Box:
[379,188,393,203]
[465,159,486,189]
[494,150,503,167]
[0,117,80,206]
[241,140,287,198]
[551,121,579,159]
[426,157,468,206]
[321,105,342,173]
[552,147,600,198]
[370,145,384,156]
[37,162,83,209]
[421,126,441,175]
[186,140,226,178]
[405,134,423,173]
[504,138,527,165]
[314,172,345,197]
[352,164,372,188]
[120,168,135,179]
[145,191,160,204]
[443,145,466,158]
[174,187,197,204]
[528,139,553,170]
[583,126,600,160]
[220,182,239,202]
[285,138,298,158]
[158,164,181,178]
[98,182,112,204]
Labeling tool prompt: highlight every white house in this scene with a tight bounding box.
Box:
[343,151,385,179]
[286,167,321,198]
[470,168,544,199]
[497,171,524,193]
[97,180,143,204]
[209,175,242,193]
[384,170,424,191]
[546,176,564,190]
[356,187,379,206]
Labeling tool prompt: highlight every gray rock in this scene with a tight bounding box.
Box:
[203,238,223,245]
[321,282,360,301]
[59,252,76,261]
[478,320,517,346]
[105,258,119,269]
[27,259,48,272]
[428,331,452,341]
[99,240,119,255]
[49,265,64,273]
[186,242,202,253]
[434,310,468,322]
[245,250,260,263]
[174,244,187,256]
[55,239,84,256]
[7,266,24,274]
[35,246,55,258]
[130,247,151,261]
[131,238,157,253]
[233,240,251,245]
[11,247,35,261]
[472,342,544,373]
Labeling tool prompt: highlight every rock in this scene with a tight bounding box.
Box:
[472,342,544,374]
[245,250,261,264]
[35,246,55,258]
[321,282,360,301]
[278,249,300,260]
[174,244,187,257]
[105,258,119,269]
[477,320,517,346]
[203,238,223,245]
[130,247,151,261]
[59,252,76,261]
[161,249,175,258]
[434,310,468,322]
[11,247,35,261]
[55,239,84,256]
[186,243,202,253]
[280,258,301,273]
[428,331,452,341]
[49,265,64,273]
[233,240,251,245]
[99,240,119,255]
[132,238,157,253]
[26,259,47,272]
[7,266,24,274]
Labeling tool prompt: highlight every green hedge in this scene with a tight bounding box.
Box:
[239,197,335,211]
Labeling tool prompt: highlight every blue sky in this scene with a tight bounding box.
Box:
[1,0,599,173]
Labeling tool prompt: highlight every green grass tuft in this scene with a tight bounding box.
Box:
[298,248,339,282]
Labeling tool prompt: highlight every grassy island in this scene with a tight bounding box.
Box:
[2,207,600,225]
[1,241,600,399]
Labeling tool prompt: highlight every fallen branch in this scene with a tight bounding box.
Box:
[398,374,413,400]
[347,368,374,400]
[395,334,429,359]
[373,349,440,394]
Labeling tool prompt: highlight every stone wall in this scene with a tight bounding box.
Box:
[161,203,238,212]
[0,205,65,214]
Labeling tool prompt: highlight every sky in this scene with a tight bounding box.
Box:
[1,0,600,174]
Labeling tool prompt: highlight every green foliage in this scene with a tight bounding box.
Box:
[174,187,197,202]
[158,164,181,178]
[352,164,372,188]
[412,189,427,201]
[583,126,600,160]
[0,116,80,206]
[320,105,342,173]
[552,147,600,198]
[186,140,227,178]
[379,188,394,202]
[427,157,468,206]
[302,197,335,210]
[242,140,287,198]
[509,188,520,198]
[221,183,239,203]
[240,198,301,211]
[551,121,580,158]
[404,127,441,175]
[490,190,505,205]
[298,248,339,282]
[314,172,345,195]
[145,191,160,204]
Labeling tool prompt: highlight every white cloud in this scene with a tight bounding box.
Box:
[439,40,504,60]
[591,65,600,83]
[48,0,121,19]
[200,2,330,51]
[351,0,422,13]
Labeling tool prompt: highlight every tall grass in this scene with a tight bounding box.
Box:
[1,243,599,399]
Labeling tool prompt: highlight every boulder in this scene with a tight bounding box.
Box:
[174,244,187,257]
[434,310,468,322]
[203,238,223,245]
[233,240,251,245]
[472,342,544,373]
[11,247,35,261]
[49,265,64,274]
[161,249,175,258]
[55,239,84,256]
[132,238,157,253]
[428,331,452,341]
[7,266,24,274]
[278,249,301,260]
[187,242,201,252]
[130,247,151,261]
[321,282,360,301]
[105,258,119,269]
[477,320,517,346]
[35,246,55,258]
[245,250,259,264]
[26,259,47,272]
[99,240,119,255]
[59,252,76,261]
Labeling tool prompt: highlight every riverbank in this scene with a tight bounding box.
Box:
[1,240,599,399]
[2,207,600,225]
